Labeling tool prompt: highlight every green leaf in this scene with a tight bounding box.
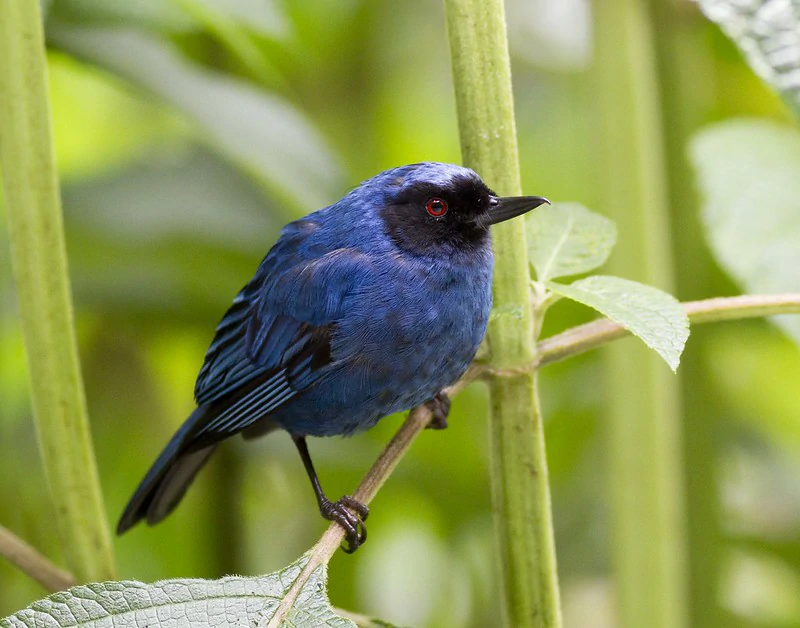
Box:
[547,276,689,371]
[695,0,800,118]
[189,0,289,39]
[525,202,616,281]
[60,147,282,316]
[0,554,357,628]
[50,0,288,38]
[47,0,197,33]
[48,25,344,212]
[690,119,800,345]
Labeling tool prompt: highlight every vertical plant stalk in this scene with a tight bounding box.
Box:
[593,1,687,627]
[444,1,562,626]
[647,3,726,625]
[0,0,116,582]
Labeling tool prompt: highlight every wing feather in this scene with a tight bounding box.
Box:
[189,245,369,440]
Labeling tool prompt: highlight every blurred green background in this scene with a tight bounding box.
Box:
[2,0,800,626]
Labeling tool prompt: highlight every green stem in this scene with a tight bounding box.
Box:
[0,0,116,582]
[593,1,687,626]
[444,1,561,626]
[648,5,727,624]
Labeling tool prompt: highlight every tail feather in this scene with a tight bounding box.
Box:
[145,445,217,526]
[117,405,216,534]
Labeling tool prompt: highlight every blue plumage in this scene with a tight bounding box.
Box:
[118,162,548,551]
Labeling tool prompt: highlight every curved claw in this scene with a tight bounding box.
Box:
[425,392,451,430]
[339,495,370,522]
[321,495,369,553]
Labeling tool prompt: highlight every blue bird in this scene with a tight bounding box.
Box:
[118,162,548,551]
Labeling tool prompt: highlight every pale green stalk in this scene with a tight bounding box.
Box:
[647,3,726,624]
[0,0,116,582]
[444,1,561,626]
[593,1,687,626]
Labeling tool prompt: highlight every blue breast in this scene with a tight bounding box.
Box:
[268,208,494,437]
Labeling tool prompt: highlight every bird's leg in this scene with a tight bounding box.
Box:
[292,435,369,553]
[424,391,451,430]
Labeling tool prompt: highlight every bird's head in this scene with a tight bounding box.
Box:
[370,162,548,256]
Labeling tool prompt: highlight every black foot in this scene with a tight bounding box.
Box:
[320,495,369,553]
[425,392,451,430]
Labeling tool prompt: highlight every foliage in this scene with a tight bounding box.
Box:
[527,202,688,371]
[48,24,343,211]
[1,1,800,627]
[691,119,800,345]
[547,277,687,372]
[696,0,800,118]
[526,202,616,282]
[1,554,356,628]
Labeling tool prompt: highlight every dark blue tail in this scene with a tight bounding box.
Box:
[117,405,217,534]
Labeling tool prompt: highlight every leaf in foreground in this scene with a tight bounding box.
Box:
[547,275,689,371]
[690,119,800,345]
[0,554,355,628]
[525,202,617,282]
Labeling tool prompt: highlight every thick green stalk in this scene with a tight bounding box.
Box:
[0,0,116,582]
[444,1,561,626]
[647,4,726,625]
[593,1,687,627]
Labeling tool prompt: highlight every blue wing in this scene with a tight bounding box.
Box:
[117,236,372,533]
[190,239,370,441]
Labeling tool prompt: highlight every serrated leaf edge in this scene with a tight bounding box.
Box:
[546,277,689,372]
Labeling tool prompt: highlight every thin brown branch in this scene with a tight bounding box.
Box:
[266,366,482,628]
[537,293,800,367]
[0,524,75,592]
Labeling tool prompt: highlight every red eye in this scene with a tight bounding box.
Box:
[426,197,448,217]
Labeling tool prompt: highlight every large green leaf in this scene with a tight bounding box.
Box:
[48,0,287,39]
[547,276,689,371]
[690,119,800,345]
[696,0,800,118]
[62,147,282,250]
[48,25,344,212]
[189,0,289,39]
[0,554,356,627]
[525,202,616,281]
[59,147,281,317]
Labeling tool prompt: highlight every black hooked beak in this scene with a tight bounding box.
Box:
[486,195,550,225]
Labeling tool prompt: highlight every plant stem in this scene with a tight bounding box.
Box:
[0,525,76,592]
[648,6,733,623]
[593,1,687,626]
[444,1,561,626]
[537,294,800,366]
[0,0,116,582]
